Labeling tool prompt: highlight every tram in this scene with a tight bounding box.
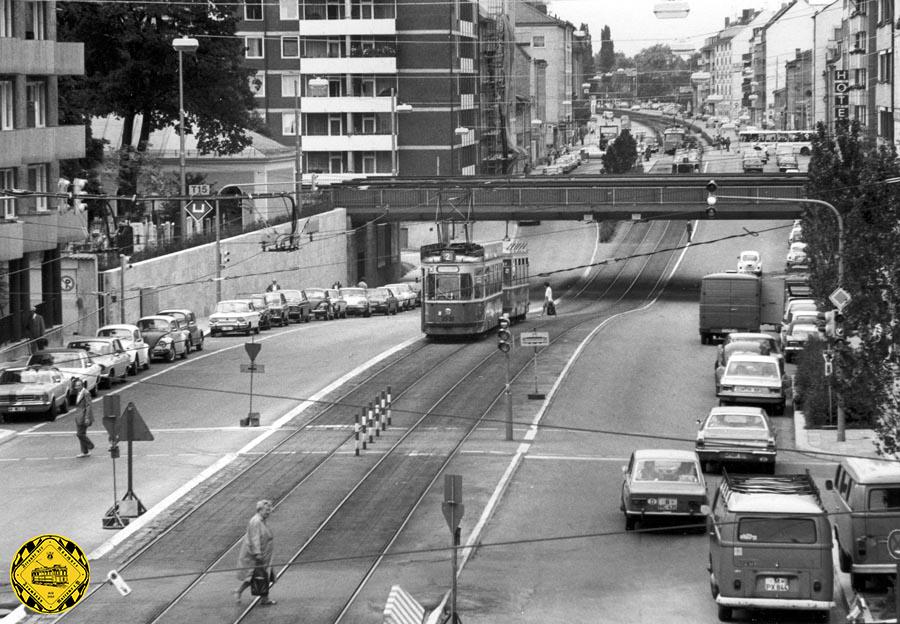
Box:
[662,126,686,155]
[420,239,529,337]
[32,564,68,587]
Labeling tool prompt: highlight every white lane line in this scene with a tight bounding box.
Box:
[88,334,420,561]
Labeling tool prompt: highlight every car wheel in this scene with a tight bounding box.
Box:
[180,344,188,359]
[211,329,219,337]
[716,604,732,622]
[195,337,203,351]
[89,383,98,398]
[624,515,636,531]
[46,399,58,422]
[304,312,311,323]
[342,309,348,319]
[102,371,113,389]
[142,356,150,371]
[166,345,176,363]
[364,308,371,318]
[851,573,867,593]
[128,360,137,376]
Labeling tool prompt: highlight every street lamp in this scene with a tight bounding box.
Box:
[390,88,413,176]
[654,0,689,18]
[173,36,199,241]
[562,100,572,146]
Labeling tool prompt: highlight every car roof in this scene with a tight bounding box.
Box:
[727,332,774,341]
[708,405,767,418]
[71,336,117,343]
[633,449,699,461]
[723,492,825,514]
[139,315,178,322]
[842,457,900,483]
[98,324,140,331]
[32,347,84,354]
[725,353,779,364]
[158,308,190,314]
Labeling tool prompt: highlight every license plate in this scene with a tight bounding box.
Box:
[9,406,26,412]
[736,386,764,393]
[722,328,737,334]
[723,452,746,459]
[657,498,677,511]
[764,577,790,592]
[221,326,233,331]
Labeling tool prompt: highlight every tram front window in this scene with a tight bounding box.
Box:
[427,274,472,300]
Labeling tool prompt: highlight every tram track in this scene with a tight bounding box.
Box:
[45,218,687,624]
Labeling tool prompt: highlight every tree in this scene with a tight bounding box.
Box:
[632,45,691,102]
[598,26,615,74]
[601,129,637,174]
[57,1,260,199]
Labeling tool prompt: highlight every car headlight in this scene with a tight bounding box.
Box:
[159,336,174,345]
[42,392,51,402]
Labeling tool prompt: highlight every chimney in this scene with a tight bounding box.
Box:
[725,17,730,27]
[742,9,753,23]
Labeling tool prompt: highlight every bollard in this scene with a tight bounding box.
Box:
[367,402,375,443]
[380,390,387,431]
[361,410,368,451]
[386,385,392,426]
[354,413,360,456]
[374,401,381,437]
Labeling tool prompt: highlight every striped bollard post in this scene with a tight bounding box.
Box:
[354,412,360,456]
[367,402,375,444]
[386,385,392,426]
[373,400,381,437]
[361,409,368,450]
[380,390,387,430]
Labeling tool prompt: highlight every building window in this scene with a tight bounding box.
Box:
[328,114,343,135]
[352,0,374,19]
[532,35,544,48]
[0,168,14,219]
[244,0,263,20]
[330,153,344,173]
[281,112,300,136]
[245,37,264,59]
[853,105,867,126]
[249,72,265,98]
[26,81,45,128]
[279,0,298,20]
[281,74,301,97]
[879,0,893,24]
[853,31,867,53]
[26,1,45,40]
[361,114,375,134]
[27,163,48,211]
[0,80,12,130]
[879,108,893,141]
[879,50,893,82]
[0,0,13,37]
[853,68,867,89]
[282,36,299,58]
[361,153,376,174]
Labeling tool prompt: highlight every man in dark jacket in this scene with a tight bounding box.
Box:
[24,305,46,354]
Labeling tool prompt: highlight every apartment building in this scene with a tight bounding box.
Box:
[706,10,768,122]
[0,0,85,345]
[236,0,479,178]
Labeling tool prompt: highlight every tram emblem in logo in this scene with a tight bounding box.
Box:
[9,534,90,613]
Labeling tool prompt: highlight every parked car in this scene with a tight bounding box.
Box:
[782,298,818,327]
[788,224,804,244]
[67,337,131,389]
[620,449,707,531]
[96,324,150,374]
[715,340,780,393]
[0,366,70,421]
[325,288,348,319]
[262,291,289,327]
[716,353,788,415]
[26,348,102,403]
[736,250,762,276]
[340,287,371,317]
[306,288,335,320]
[157,308,204,352]
[385,283,418,310]
[366,287,399,315]
[281,289,312,323]
[741,153,765,173]
[715,332,783,372]
[785,242,809,271]
[208,299,261,336]
[695,405,776,473]
[776,151,799,172]
[244,294,273,329]
[781,321,820,363]
[136,315,190,362]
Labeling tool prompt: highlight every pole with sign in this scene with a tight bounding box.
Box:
[442,475,464,624]
[242,342,262,426]
[521,330,549,400]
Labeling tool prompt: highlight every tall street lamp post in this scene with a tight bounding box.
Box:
[173,36,199,242]
[390,88,413,176]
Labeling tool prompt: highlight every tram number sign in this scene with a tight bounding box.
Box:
[520,331,549,347]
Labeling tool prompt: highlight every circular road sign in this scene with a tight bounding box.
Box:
[888,529,900,560]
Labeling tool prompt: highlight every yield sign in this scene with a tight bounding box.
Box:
[118,402,154,442]
[185,200,213,223]
[244,342,261,362]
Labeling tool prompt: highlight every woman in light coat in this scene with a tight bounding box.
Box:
[235,499,276,604]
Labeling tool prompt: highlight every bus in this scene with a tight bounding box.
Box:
[737,129,814,156]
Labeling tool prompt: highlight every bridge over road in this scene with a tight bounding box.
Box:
[326,174,810,222]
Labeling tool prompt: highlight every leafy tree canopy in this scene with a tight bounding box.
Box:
[601,129,637,174]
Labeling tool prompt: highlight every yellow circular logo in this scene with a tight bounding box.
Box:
[9,534,90,613]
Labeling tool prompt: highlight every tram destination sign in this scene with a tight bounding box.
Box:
[520,331,550,347]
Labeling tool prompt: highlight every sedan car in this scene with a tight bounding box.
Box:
[26,348,102,403]
[385,283,418,310]
[325,288,348,318]
[366,287,399,315]
[67,337,131,388]
[208,299,261,336]
[281,289,312,323]
[736,250,762,276]
[741,153,765,173]
[340,287,371,317]
[245,294,273,330]
[306,288,347,320]
[781,321,820,363]
[261,292,289,327]
[136,315,190,362]
[716,353,788,415]
[620,449,707,531]
[715,332,784,378]
[97,324,150,374]
[696,406,776,474]
[776,152,799,173]
[788,225,804,245]
[785,242,809,272]
[157,308,204,352]
[0,366,69,421]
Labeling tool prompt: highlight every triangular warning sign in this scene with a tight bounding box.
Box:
[119,402,154,442]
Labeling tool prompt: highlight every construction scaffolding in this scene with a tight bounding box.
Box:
[479,1,519,175]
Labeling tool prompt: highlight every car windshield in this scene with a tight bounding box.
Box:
[31,352,86,368]
[264,293,283,304]
[790,243,808,253]
[342,288,365,296]
[306,289,326,298]
[69,340,113,355]
[373,288,391,297]
[790,324,818,337]
[217,301,250,313]
[282,290,303,301]
[159,311,186,321]
[724,341,767,359]
[2,369,57,384]
[740,253,758,262]
[98,328,131,340]
[708,412,766,429]
[725,360,779,379]
[250,296,266,307]
[634,459,699,482]
[139,319,172,332]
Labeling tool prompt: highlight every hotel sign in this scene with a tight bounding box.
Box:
[834,69,849,119]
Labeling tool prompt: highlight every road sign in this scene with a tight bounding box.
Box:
[188,184,210,196]
[120,402,154,442]
[61,275,74,291]
[829,287,852,312]
[244,342,261,362]
[240,364,265,373]
[184,200,213,223]
[441,474,464,531]
[520,331,550,347]
[888,529,900,560]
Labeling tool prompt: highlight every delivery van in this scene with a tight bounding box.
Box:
[699,272,761,344]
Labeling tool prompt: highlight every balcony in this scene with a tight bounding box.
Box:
[298,18,396,36]
[301,55,396,75]
[0,39,84,75]
[302,134,393,151]
[0,220,24,261]
[297,96,394,114]
[0,126,86,168]
[21,210,59,253]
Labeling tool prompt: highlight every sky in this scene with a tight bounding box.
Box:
[545,0,805,57]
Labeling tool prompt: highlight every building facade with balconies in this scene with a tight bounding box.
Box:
[0,0,85,349]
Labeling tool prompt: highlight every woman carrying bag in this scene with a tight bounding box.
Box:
[235,499,276,605]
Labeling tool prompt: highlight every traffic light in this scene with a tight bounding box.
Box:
[705,180,717,218]
[57,177,71,210]
[824,310,846,343]
[220,249,231,268]
[72,178,88,212]
[498,315,511,353]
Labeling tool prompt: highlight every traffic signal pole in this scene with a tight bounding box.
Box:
[498,316,513,441]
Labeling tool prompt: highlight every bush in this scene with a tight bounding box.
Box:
[793,337,835,427]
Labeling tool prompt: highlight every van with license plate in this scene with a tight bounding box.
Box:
[705,472,834,621]
[825,457,900,591]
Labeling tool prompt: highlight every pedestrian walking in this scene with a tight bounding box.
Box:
[357,278,368,288]
[235,499,276,605]
[266,280,281,292]
[724,136,731,152]
[73,379,94,457]
[542,281,556,316]
[685,221,693,243]
[24,305,46,354]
